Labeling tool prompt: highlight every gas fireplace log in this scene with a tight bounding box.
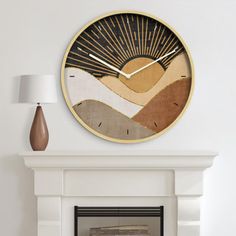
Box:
[90,225,150,236]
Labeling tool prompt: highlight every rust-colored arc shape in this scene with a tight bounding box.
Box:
[132,78,191,132]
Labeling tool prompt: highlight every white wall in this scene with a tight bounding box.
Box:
[0,0,235,235]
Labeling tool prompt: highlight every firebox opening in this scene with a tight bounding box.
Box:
[74,206,164,236]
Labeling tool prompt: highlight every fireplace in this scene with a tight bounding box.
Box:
[74,206,164,236]
[21,151,217,236]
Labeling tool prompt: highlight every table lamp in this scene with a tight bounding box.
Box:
[19,75,57,151]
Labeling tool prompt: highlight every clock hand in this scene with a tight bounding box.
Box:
[129,47,179,78]
[89,54,131,79]
[77,47,130,79]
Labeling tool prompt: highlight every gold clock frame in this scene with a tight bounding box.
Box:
[61,10,195,143]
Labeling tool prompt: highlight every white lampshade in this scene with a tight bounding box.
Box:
[19,75,57,104]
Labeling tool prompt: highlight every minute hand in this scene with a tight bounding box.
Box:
[129,48,177,78]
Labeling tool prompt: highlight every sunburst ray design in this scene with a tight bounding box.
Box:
[65,13,185,78]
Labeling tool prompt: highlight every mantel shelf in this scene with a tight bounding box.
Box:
[20,150,218,170]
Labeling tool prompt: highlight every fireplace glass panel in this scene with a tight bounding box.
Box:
[75,207,164,236]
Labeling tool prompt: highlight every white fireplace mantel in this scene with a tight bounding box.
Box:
[21,150,217,236]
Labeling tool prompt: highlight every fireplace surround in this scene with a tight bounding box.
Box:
[22,151,217,236]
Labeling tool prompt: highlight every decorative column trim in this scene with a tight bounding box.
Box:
[37,197,62,236]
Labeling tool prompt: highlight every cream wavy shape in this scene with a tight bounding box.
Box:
[65,67,143,118]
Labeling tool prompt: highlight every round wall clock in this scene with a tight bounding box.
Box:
[61,11,194,143]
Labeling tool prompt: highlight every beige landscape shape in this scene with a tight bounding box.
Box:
[100,53,191,106]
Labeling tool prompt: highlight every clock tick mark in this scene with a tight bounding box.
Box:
[119,36,124,45]
[91,30,99,39]
[77,47,88,55]
[69,75,75,77]
[127,129,129,135]
[174,103,179,106]
[111,19,115,27]
[154,122,158,127]
[107,46,113,52]
[174,46,179,52]
[98,122,102,127]
[161,36,166,44]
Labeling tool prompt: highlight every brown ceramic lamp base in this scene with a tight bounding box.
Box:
[30,104,49,151]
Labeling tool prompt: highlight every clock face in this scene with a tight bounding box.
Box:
[61,11,194,143]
